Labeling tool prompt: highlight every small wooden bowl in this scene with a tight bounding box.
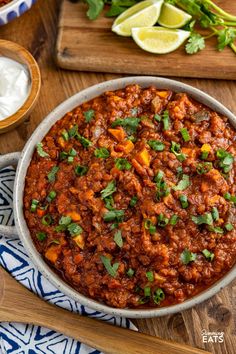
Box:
[0,39,41,134]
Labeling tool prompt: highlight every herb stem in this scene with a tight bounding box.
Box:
[205,0,236,22]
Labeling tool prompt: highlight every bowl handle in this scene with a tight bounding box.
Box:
[0,152,21,238]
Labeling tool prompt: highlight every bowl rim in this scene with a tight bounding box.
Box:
[14,76,236,318]
[0,39,41,133]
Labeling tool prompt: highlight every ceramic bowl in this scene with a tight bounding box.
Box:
[0,76,235,318]
[0,0,36,26]
[0,39,41,134]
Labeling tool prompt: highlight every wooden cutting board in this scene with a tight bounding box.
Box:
[56,0,236,79]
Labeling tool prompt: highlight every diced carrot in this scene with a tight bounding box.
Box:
[58,137,66,148]
[116,140,134,154]
[66,211,81,221]
[74,253,84,264]
[112,96,122,102]
[135,148,151,167]
[201,181,209,192]
[45,245,60,264]
[108,128,126,142]
[37,208,46,217]
[154,273,166,283]
[182,147,196,158]
[157,91,169,98]
[73,234,85,249]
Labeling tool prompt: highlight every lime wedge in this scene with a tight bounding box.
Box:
[112,0,164,37]
[132,27,190,54]
[158,3,192,29]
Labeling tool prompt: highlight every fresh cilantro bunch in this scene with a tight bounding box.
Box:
[167,0,236,54]
[84,0,141,20]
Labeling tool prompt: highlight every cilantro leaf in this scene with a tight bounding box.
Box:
[100,255,119,277]
[114,230,123,248]
[85,0,104,20]
[186,33,205,54]
[101,180,116,199]
[217,28,236,51]
[47,166,59,182]
[180,249,197,265]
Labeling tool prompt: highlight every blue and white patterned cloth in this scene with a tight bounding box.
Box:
[0,167,136,354]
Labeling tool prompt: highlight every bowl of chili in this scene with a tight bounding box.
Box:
[0,76,236,318]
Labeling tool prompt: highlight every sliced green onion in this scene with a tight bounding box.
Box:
[69,148,77,157]
[148,140,165,152]
[201,151,209,160]
[94,147,110,159]
[67,223,83,236]
[60,151,68,160]
[162,110,170,131]
[127,268,135,277]
[157,214,169,227]
[42,214,52,226]
[115,158,131,171]
[179,195,188,209]
[211,207,219,221]
[30,199,39,212]
[36,143,49,158]
[67,156,74,163]
[153,288,165,305]
[225,223,234,231]
[75,165,88,176]
[36,232,47,241]
[224,192,231,200]
[146,271,154,282]
[144,219,156,234]
[61,129,69,141]
[196,162,212,174]
[144,286,151,297]
[180,128,190,142]
[208,226,224,234]
[170,141,186,162]
[154,114,161,122]
[129,196,138,207]
[154,170,164,183]
[47,190,57,203]
[169,214,179,226]
[202,249,215,261]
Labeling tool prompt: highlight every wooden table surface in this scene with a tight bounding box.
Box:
[0,1,235,353]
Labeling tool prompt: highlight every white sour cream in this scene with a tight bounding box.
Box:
[0,57,30,121]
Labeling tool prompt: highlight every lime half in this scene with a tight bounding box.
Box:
[112,0,164,37]
[158,3,192,29]
[132,26,190,54]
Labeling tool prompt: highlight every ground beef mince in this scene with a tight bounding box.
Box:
[24,85,236,308]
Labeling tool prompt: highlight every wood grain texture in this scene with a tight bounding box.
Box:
[0,267,210,354]
[56,0,236,79]
[0,0,235,353]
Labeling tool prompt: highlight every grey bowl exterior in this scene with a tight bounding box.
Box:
[8,76,236,318]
